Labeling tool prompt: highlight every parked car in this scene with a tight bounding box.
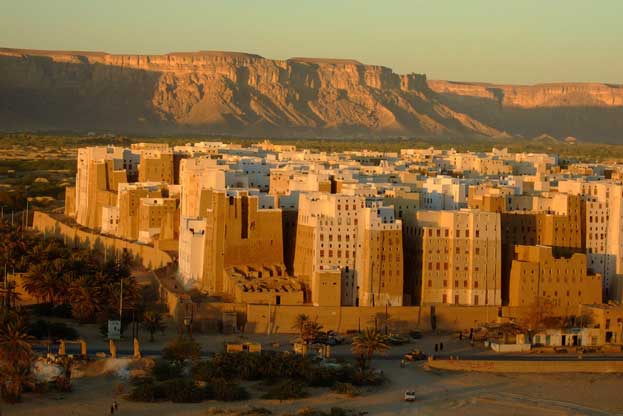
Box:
[388,333,409,345]
[404,390,416,402]
[403,348,427,361]
[410,330,423,339]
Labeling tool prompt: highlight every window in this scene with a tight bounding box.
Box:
[428,280,432,288]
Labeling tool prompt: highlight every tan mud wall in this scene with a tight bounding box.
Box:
[428,359,623,373]
[243,304,501,334]
[32,211,173,270]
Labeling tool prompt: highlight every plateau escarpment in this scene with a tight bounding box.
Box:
[0,48,621,141]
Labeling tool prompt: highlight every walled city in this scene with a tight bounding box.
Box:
[31,140,623,347]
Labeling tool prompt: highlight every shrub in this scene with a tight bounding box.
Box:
[27,320,79,341]
[152,359,183,381]
[348,369,385,386]
[52,375,72,393]
[191,359,215,381]
[127,378,163,402]
[162,337,201,364]
[331,382,359,397]
[30,304,72,319]
[290,408,363,416]
[159,379,204,403]
[261,380,308,400]
[209,378,249,401]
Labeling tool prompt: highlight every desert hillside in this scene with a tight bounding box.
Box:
[0,48,621,141]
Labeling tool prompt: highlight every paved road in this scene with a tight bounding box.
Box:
[34,345,623,362]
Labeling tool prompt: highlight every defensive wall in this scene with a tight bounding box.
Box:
[32,211,173,270]
[243,304,501,333]
[427,358,623,373]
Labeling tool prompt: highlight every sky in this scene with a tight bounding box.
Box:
[1,0,622,84]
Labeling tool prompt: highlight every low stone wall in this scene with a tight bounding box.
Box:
[427,359,623,373]
[490,342,532,353]
[32,211,173,270]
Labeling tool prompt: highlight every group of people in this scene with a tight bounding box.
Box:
[110,400,119,415]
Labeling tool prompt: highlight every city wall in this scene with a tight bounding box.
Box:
[427,359,623,373]
[243,304,501,334]
[32,211,173,270]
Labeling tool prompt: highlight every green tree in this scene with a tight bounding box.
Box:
[292,314,309,339]
[68,276,102,322]
[301,320,323,345]
[351,328,389,371]
[143,311,166,342]
[0,311,34,402]
[162,336,201,364]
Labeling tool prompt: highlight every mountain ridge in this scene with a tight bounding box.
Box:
[0,48,621,141]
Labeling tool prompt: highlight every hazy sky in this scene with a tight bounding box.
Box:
[2,0,622,84]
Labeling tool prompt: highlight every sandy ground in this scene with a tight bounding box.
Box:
[10,319,623,416]
[3,357,623,416]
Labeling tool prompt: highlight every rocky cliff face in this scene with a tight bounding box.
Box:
[0,48,621,141]
[427,80,623,141]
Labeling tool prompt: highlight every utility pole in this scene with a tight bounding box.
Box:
[119,278,123,336]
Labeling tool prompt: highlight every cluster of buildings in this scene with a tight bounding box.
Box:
[63,141,623,321]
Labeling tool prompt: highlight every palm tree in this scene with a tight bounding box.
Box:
[0,316,34,364]
[1,363,34,403]
[292,314,309,339]
[23,257,70,305]
[0,312,34,402]
[301,320,323,345]
[142,311,166,342]
[68,276,102,322]
[351,328,390,371]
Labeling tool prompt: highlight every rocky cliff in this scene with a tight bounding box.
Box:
[0,48,621,141]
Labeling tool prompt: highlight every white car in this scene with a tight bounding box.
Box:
[404,390,416,402]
